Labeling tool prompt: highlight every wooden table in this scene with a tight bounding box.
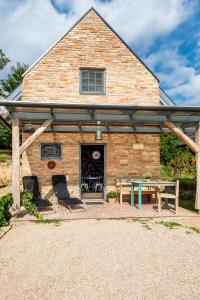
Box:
[131,180,176,209]
[116,181,156,206]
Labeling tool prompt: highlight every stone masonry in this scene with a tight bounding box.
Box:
[21,9,160,201]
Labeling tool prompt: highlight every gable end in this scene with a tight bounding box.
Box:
[23,7,159,82]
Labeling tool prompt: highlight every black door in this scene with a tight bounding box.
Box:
[81,145,104,199]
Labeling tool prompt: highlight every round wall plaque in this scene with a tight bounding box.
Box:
[92,151,101,160]
[47,160,56,169]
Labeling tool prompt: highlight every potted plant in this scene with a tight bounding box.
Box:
[106,191,117,204]
[143,172,152,181]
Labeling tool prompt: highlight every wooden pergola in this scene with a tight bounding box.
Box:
[1,101,200,212]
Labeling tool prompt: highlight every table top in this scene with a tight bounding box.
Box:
[116,180,176,187]
[132,180,176,186]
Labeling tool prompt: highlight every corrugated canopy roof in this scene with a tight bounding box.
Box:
[1,101,199,135]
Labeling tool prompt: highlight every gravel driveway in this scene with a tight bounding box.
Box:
[1,219,200,300]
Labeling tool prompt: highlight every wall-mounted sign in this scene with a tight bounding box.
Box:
[41,143,62,160]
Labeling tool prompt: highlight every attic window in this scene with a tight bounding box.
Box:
[80,68,105,94]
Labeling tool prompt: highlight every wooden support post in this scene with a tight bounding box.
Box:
[195,123,200,211]
[19,119,53,155]
[164,121,200,154]
[12,119,20,210]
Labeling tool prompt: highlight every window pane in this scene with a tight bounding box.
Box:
[96,85,103,92]
[82,85,88,92]
[82,71,88,79]
[89,85,95,92]
[89,78,95,85]
[82,79,88,85]
[96,72,103,79]
[96,79,102,85]
[89,72,95,79]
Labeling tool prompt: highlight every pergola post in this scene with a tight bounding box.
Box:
[12,119,20,210]
[164,120,200,213]
[195,122,200,212]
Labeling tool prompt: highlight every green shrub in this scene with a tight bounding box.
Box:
[160,133,179,163]
[21,191,43,220]
[143,172,152,179]
[168,150,196,178]
[0,124,11,149]
[0,193,13,226]
[106,191,117,199]
[0,191,43,227]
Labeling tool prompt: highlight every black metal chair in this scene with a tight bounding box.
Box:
[52,175,86,212]
[22,176,52,207]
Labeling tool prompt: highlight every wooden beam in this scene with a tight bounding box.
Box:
[195,123,200,211]
[12,119,20,210]
[164,121,199,154]
[19,119,53,155]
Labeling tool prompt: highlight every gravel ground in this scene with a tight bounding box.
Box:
[1,219,200,300]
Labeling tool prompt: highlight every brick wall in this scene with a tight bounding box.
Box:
[22,132,160,201]
[22,10,159,105]
[21,9,160,202]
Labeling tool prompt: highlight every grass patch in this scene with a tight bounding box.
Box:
[188,227,200,234]
[96,217,150,223]
[0,150,11,163]
[143,224,152,230]
[158,221,182,229]
[0,154,11,163]
[32,219,62,225]
[0,149,11,154]
[96,217,138,222]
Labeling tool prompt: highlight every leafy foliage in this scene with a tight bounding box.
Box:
[21,191,43,220]
[0,123,11,149]
[142,172,152,179]
[106,191,117,198]
[0,191,43,227]
[160,133,179,163]
[0,49,10,70]
[0,62,28,97]
[168,149,196,177]
[0,193,13,226]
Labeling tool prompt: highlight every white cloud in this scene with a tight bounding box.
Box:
[0,0,198,104]
[0,0,196,65]
[145,47,200,105]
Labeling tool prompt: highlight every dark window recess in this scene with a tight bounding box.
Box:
[80,69,105,94]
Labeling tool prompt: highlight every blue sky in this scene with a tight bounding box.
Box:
[0,0,200,105]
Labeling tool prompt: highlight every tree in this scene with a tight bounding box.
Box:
[0,123,11,149]
[168,149,196,177]
[160,133,179,163]
[0,49,10,70]
[0,62,28,97]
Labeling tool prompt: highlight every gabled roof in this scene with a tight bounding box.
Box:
[160,88,175,106]
[23,7,159,81]
[6,84,22,101]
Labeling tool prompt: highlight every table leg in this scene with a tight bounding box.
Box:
[131,183,134,207]
[138,183,142,209]
[120,186,122,205]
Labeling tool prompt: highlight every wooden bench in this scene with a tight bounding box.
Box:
[116,182,157,205]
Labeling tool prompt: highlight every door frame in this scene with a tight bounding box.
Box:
[79,143,107,201]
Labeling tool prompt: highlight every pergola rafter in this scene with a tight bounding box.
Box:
[1,101,200,212]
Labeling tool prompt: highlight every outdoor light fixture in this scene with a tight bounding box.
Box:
[95,121,103,140]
